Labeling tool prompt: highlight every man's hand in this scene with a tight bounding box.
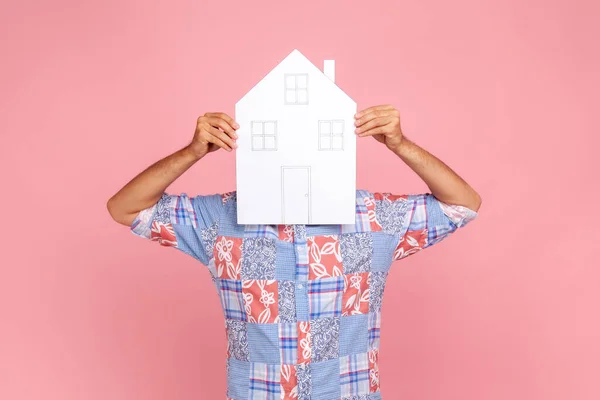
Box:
[354,105,403,151]
[188,112,240,158]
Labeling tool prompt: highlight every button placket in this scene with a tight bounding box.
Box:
[293,224,310,322]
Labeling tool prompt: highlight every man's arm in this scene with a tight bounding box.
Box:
[391,138,481,211]
[354,105,482,212]
[107,113,239,226]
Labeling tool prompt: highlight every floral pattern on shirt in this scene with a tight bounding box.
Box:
[278,225,295,243]
[242,280,279,324]
[298,321,312,364]
[393,229,428,260]
[150,220,177,247]
[214,236,243,279]
[307,235,343,280]
[363,194,383,232]
[280,364,298,400]
[342,272,370,316]
[368,349,380,392]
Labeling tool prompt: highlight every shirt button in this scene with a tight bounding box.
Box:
[297,283,303,289]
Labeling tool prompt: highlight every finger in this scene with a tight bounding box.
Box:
[208,116,238,139]
[206,134,231,152]
[355,105,395,119]
[357,123,393,137]
[205,127,234,151]
[205,112,240,130]
[355,109,396,127]
[355,116,392,133]
[208,126,237,150]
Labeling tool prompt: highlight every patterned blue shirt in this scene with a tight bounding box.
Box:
[131,190,477,399]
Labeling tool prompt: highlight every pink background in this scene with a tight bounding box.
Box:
[1,0,598,399]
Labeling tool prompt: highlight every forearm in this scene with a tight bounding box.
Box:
[392,138,482,211]
[107,145,202,226]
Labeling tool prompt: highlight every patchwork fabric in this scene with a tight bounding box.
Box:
[275,241,296,281]
[340,314,369,356]
[226,358,250,399]
[341,395,379,400]
[311,316,340,362]
[214,236,243,280]
[150,194,178,246]
[219,279,246,322]
[374,193,412,235]
[225,320,249,361]
[242,280,279,324]
[297,321,312,364]
[171,194,198,227]
[308,277,344,319]
[278,225,295,242]
[340,233,373,274]
[280,364,298,400]
[277,280,296,323]
[247,323,280,364]
[244,224,279,239]
[369,272,387,313]
[393,228,428,260]
[241,237,277,280]
[293,225,309,281]
[130,189,477,399]
[249,362,281,400]
[368,312,381,350]
[340,352,370,397]
[368,349,381,393]
[371,232,397,273]
[363,193,383,232]
[311,358,341,399]
[279,323,298,365]
[307,235,343,279]
[199,221,218,259]
[296,362,312,400]
[295,283,310,322]
[342,272,370,316]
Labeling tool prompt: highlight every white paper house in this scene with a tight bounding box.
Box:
[235,49,357,225]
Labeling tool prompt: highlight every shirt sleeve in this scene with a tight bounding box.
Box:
[130,192,224,266]
[372,192,478,261]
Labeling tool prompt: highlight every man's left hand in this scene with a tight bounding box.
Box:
[354,105,403,151]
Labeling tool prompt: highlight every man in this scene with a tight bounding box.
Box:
[107,105,481,400]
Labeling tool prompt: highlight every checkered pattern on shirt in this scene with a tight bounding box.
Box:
[308,277,344,319]
[279,323,298,365]
[340,353,370,397]
[249,363,281,400]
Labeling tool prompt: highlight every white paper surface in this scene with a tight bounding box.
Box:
[235,49,357,225]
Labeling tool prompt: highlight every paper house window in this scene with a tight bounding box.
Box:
[284,74,309,105]
[251,121,278,151]
[318,120,344,150]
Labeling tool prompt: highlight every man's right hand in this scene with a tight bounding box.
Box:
[188,112,240,158]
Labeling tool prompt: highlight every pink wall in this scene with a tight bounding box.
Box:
[1,0,598,399]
